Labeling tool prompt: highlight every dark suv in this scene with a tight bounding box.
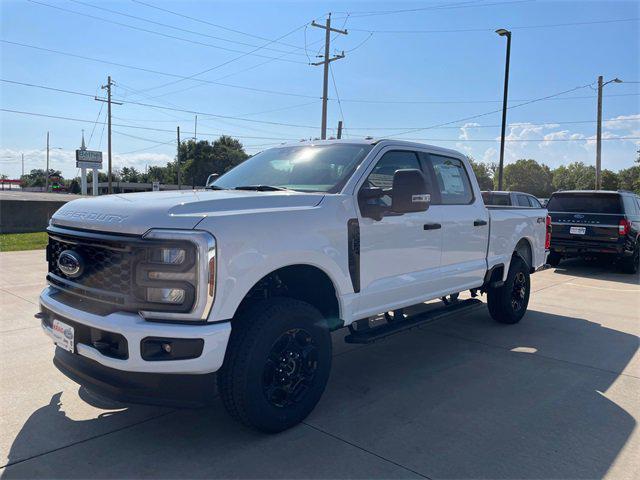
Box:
[546,190,640,273]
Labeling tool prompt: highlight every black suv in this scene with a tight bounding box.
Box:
[546,190,640,273]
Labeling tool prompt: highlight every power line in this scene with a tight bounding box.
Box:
[1,40,319,100]
[0,108,299,141]
[4,41,637,106]
[27,0,308,66]
[334,0,533,19]
[130,22,310,97]
[346,118,640,131]
[131,0,313,51]
[387,82,600,137]
[3,108,638,144]
[0,78,319,129]
[329,63,346,129]
[351,17,640,33]
[68,0,308,58]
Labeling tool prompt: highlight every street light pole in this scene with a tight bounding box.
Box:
[495,28,511,191]
[595,76,623,190]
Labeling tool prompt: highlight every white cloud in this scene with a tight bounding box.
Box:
[604,114,640,131]
[458,122,480,141]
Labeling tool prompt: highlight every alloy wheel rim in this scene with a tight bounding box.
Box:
[262,328,318,408]
[511,271,527,311]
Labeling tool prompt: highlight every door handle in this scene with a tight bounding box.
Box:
[474,219,488,227]
[423,223,442,230]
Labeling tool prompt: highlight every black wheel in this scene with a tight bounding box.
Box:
[621,246,639,274]
[217,298,332,433]
[547,251,562,267]
[487,256,531,324]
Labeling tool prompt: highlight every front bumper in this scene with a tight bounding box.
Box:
[39,287,231,375]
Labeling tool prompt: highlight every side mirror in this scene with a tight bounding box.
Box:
[391,169,430,214]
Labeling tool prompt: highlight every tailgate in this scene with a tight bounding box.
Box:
[550,212,622,244]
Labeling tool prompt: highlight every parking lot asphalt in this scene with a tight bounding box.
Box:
[1,249,638,479]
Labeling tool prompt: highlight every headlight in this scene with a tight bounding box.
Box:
[153,247,186,265]
[146,287,186,304]
[137,230,216,322]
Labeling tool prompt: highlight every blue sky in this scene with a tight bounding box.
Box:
[1,0,638,179]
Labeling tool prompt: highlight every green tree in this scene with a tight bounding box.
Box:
[467,157,493,190]
[503,159,553,197]
[182,135,248,187]
[20,169,62,187]
[618,165,640,193]
[551,162,596,191]
[120,166,141,183]
[600,169,619,191]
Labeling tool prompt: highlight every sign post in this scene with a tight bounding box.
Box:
[76,149,103,196]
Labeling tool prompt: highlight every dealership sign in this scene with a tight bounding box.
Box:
[76,149,103,169]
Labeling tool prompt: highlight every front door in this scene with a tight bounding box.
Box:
[355,148,442,319]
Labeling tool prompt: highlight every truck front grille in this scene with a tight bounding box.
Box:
[49,236,133,294]
[46,228,145,310]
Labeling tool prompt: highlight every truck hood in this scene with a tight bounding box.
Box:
[51,189,325,235]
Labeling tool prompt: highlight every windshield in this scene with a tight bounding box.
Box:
[211,144,373,193]
[547,193,622,214]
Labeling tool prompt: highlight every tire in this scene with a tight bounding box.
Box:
[487,256,531,324]
[621,246,639,274]
[217,297,332,433]
[547,251,562,267]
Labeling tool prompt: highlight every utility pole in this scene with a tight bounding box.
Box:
[595,75,603,190]
[194,115,198,142]
[595,76,623,190]
[311,13,347,140]
[95,76,121,194]
[21,153,24,177]
[337,120,343,139]
[45,131,50,192]
[177,126,181,190]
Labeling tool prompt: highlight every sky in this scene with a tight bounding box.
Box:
[1,0,639,180]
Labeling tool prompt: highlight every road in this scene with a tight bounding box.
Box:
[1,250,638,479]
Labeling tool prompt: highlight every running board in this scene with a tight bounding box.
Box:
[344,298,483,344]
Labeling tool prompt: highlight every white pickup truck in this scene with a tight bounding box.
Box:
[39,139,549,432]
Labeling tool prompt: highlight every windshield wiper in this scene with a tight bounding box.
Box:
[205,185,227,190]
[234,185,289,191]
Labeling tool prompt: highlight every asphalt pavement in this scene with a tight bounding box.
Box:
[1,250,638,479]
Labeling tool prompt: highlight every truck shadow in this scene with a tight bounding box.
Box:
[2,308,638,479]
[551,257,640,286]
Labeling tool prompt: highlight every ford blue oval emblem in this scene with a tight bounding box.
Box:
[58,250,84,278]
[573,214,585,219]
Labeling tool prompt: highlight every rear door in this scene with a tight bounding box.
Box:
[427,154,489,293]
[547,193,624,247]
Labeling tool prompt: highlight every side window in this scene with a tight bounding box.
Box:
[516,194,531,207]
[528,196,542,208]
[363,150,422,208]
[430,155,473,205]
[622,195,638,214]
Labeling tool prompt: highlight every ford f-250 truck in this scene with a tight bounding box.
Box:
[39,139,550,432]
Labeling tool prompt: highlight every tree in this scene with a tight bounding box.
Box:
[467,157,493,190]
[20,169,62,187]
[120,166,141,183]
[600,169,619,191]
[182,135,248,187]
[551,162,596,191]
[618,165,640,193]
[68,179,81,194]
[503,159,553,197]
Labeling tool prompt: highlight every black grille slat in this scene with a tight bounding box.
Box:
[48,237,134,294]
